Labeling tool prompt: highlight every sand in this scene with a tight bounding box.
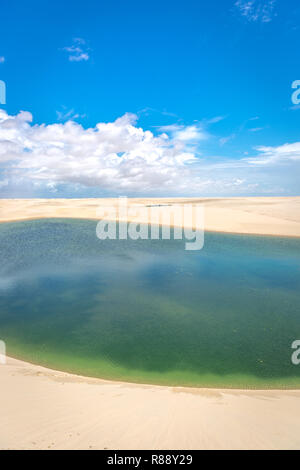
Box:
[1,357,300,450]
[0,196,300,237]
[1,197,300,450]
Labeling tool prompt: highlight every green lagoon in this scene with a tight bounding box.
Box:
[0,218,299,388]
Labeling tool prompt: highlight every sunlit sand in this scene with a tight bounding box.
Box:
[1,357,300,450]
[1,197,300,237]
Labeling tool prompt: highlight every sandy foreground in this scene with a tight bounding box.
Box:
[0,197,300,450]
[1,357,300,450]
[0,196,300,237]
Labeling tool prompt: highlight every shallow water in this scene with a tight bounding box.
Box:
[0,218,299,388]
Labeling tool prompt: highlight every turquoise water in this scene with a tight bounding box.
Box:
[0,218,299,388]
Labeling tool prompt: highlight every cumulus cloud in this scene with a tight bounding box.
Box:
[235,0,276,23]
[62,38,90,62]
[0,109,298,197]
[0,110,200,194]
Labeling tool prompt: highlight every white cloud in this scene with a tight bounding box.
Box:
[0,110,298,197]
[62,38,90,62]
[289,104,300,111]
[219,134,236,146]
[0,57,5,64]
[56,107,86,122]
[206,116,227,125]
[235,0,276,23]
[249,127,265,132]
[0,179,8,188]
[157,123,209,142]
[0,110,200,194]
[248,142,300,165]
[175,126,208,142]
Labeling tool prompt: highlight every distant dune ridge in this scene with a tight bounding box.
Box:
[0,197,300,237]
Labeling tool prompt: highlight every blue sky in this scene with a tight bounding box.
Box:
[0,0,299,197]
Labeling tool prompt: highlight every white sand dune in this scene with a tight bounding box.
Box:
[1,357,300,450]
[0,197,300,237]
